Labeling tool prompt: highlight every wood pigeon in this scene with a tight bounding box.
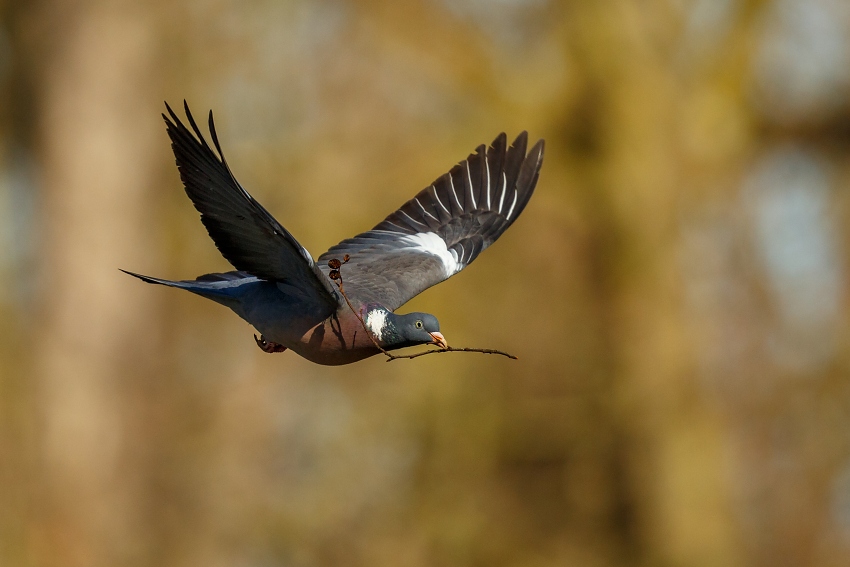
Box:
[123,102,544,365]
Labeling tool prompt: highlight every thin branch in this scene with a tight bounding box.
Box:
[330,257,397,359]
[327,256,517,362]
[386,346,518,361]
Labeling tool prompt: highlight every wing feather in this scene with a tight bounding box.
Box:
[164,101,336,310]
[318,132,544,311]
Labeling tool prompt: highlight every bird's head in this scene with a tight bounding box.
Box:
[364,308,447,351]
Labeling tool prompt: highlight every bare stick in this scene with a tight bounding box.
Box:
[327,257,517,362]
[329,256,398,359]
[388,347,518,361]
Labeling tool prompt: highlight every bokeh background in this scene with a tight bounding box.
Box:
[1,0,849,566]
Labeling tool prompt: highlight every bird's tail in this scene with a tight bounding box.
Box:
[119,269,253,307]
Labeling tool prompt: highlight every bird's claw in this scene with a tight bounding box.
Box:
[254,334,287,353]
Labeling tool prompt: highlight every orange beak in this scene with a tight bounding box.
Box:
[429,331,448,349]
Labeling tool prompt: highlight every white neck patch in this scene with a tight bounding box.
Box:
[365,308,389,341]
[397,232,459,277]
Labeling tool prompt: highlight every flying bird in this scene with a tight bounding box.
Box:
[123,102,544,365]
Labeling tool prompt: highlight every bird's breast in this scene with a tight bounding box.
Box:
[289,312,383,365]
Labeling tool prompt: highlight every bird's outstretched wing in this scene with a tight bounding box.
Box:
[318,132,544,311]
[164,101,336,308]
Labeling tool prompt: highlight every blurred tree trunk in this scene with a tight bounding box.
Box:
[562,3,745,566]
[31,4,163,566]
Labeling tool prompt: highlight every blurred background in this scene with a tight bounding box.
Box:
[0,0,849,566]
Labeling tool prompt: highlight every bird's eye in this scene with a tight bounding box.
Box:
[415,320,423,329]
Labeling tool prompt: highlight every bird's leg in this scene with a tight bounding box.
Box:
[254,334,287,353]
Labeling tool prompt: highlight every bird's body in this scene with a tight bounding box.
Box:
[127,270,384,364]
[123,102,544,365]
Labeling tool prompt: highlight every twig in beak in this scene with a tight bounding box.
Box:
[328,257,517,362]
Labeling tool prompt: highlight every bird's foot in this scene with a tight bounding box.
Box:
[254,334,287,353]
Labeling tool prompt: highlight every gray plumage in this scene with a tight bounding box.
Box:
[123,102,544,365]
